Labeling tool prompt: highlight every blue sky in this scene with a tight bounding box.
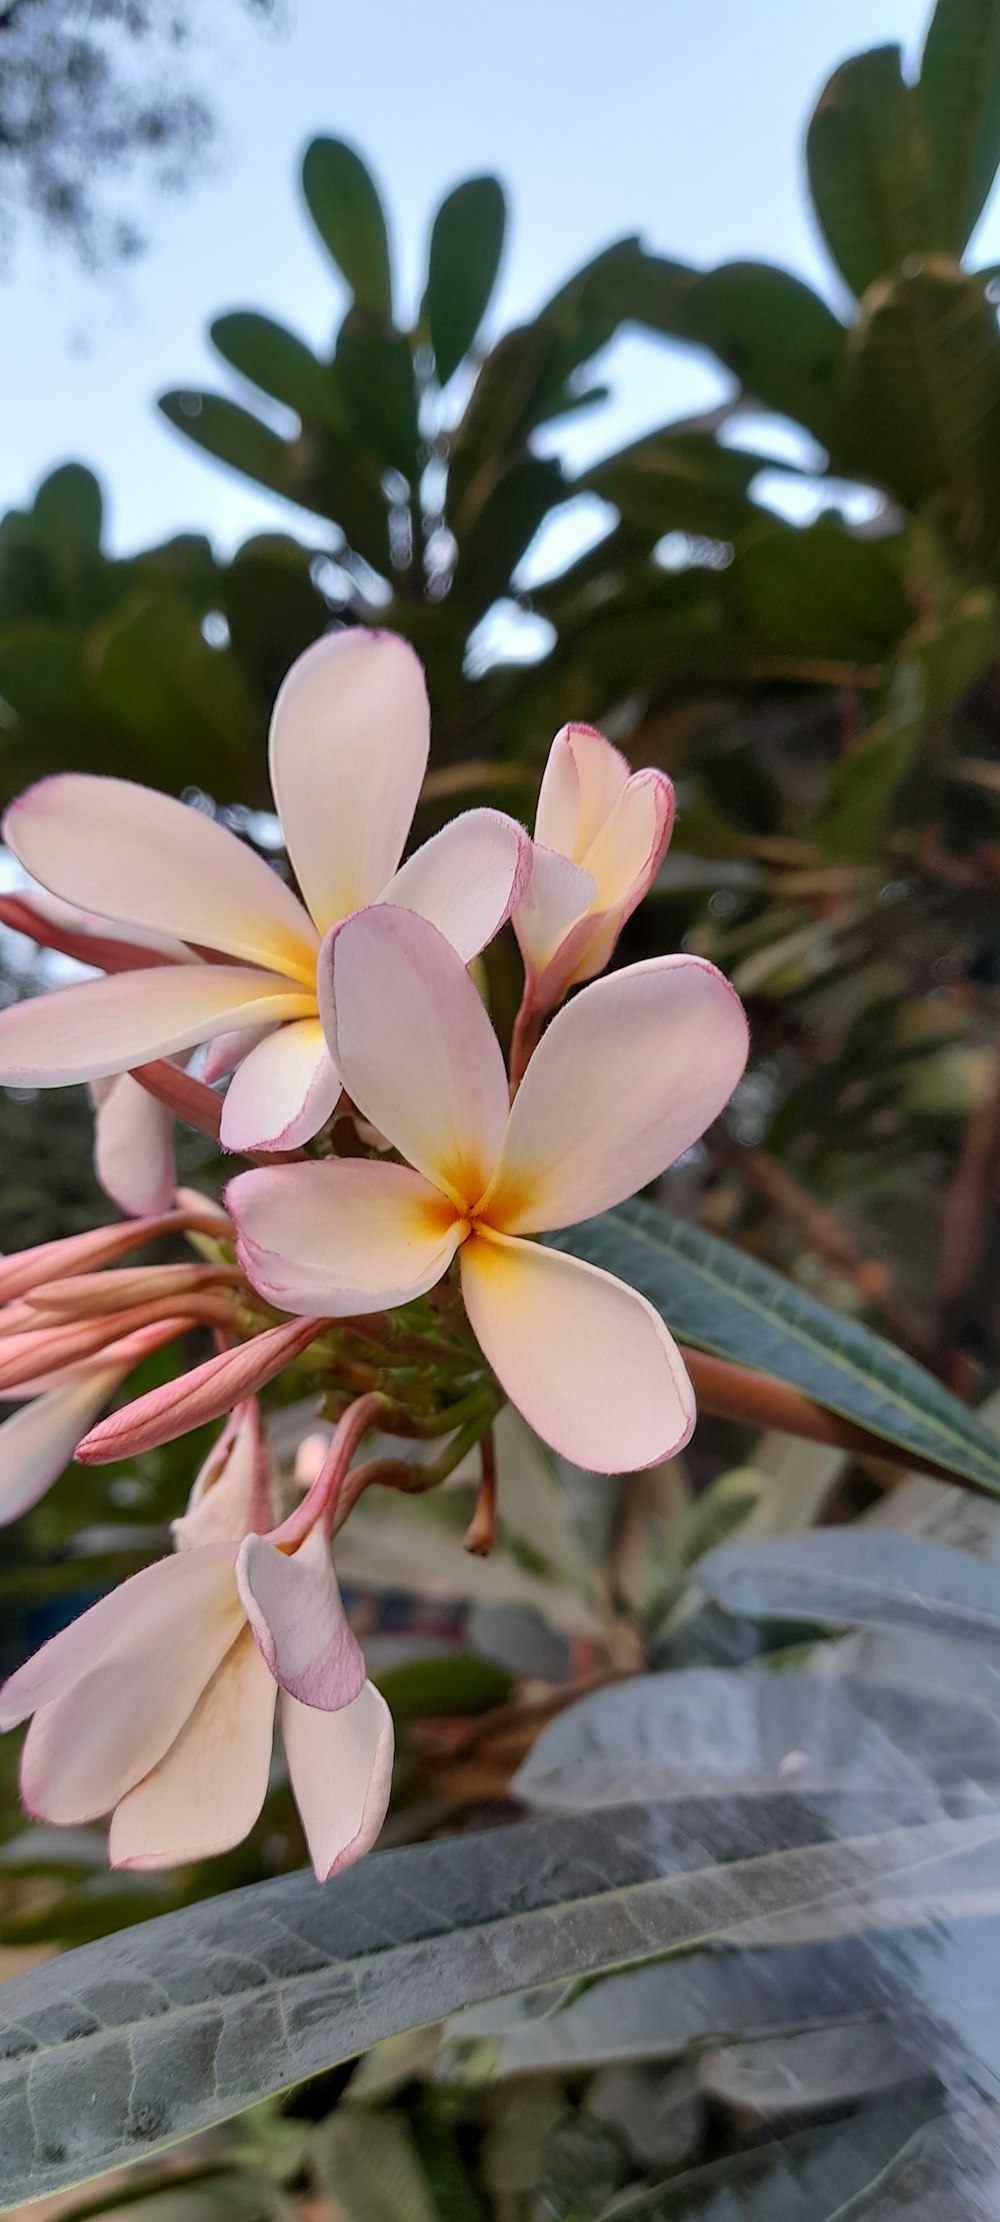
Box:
[5,0,999,558]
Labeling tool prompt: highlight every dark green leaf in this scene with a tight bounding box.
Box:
[423,176,507,386]
[452,455,565,615]
[88,591,263,795]
[587,431,763,542]
[806,48,935,297]
[919,0,1000,252]
[301,138,393,320]
[336,309,420,482]
[312,2112,442,2222]
[842,260,1000,526]
[686,264,847,448]
[592,2104,938,2222]
[373,1654,511,1723]
[1,1799,990,2205]
[210,315,345,429]
[732,521,910,663]
[0,625,87,721]
[159,392,301,506]
[549,1200,1000,1493]
[31,466,103,555]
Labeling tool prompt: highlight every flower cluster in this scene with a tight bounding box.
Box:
[0,629,748,1878]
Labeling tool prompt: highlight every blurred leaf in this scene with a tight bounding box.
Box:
[87,591,263,795]
[312,2111,442,2222]
[301,137,393,319]
[453,455,565,615]
[158,392,302,505]
[210,313,346,429]
[221,539,328,704]
[550,1201,1000,1494]
[733,520,910,662]
[686,264,847,447]
[806,47,934,297]
[919,0,1000,252]
[373,1654,512,1723]
[592,2102,942,2222]
[698,1529,1000,1657]
[446,323,565,528]
[0,624,87,722]
[513,1662,1000,1813]
[31,464,103,555]
[843,260,1000,524]
[423,175,507,385]
[587,430,763,542]
[3,1799,993,2204]
[337,309,420,481]
[699,2020,931,2122]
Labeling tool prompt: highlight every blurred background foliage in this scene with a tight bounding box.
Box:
[10,0,1000,2214]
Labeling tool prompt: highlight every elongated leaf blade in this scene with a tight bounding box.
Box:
[1,1802,995,2208]
[423,176,507,386]
[698,1529,1000,1657]
[301,139,393,320]
[548,1202,1000,1493]
[919,0,1000,252]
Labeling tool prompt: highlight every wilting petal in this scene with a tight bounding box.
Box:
[109,1628,276,1870]
[0,965,315,1087]
[321,906,508,1205]
[230,1159,462,1315]
[513,843,597,982]
[77,1316,322,1463]
[460,1232,695,1471]
[282,1679,393,1880]
[0,1367,121,1526]
[16,1558,245,1823]
[219,1019,341,1153]
[92,1073,175,1218]
[381,809,528,961]
[269,630,430,934]
[486,954,749,1235]
[0,1546,241,1728]
[5,775,317,979]
[534,723,630,859]
[173,1401,277,1550]
[237,1522,366,1709]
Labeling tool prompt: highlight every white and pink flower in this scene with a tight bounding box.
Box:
[229,905,748,1473]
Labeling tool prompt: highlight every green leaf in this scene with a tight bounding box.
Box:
[919,0,1000,252]
[591,2104,939,2222]
[423,176,507,385]
[31,465,103,555]
[87,591,264,796]
[842,260,1000,527]
[312,2113,442,2222]
[452,455,565,616]
[336,309,420,482]
[806,47,935,297]
[446,323,565,528]
[698,1529,1000,1654]
[549,1200,1000,1493]
[301,138,393,320]
[210,314,345,429]
[586,431,763,542]
[1,1800,995,2206]
[373,1654,512,1723]
[159,392,301,506]
[0,624,87,721]
[685,264,847,448]
[732,520,911,664]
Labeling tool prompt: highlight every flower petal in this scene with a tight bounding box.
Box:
[5,775,317,978]
[230,1159,462,1315]
[219,1019,341,1154]
[0,966,315,1087]
[460,1232,695,1471]
[381,809,528,960]
[0,1545,241,1728]
[0,1368,121,1527]
[269,630,430,934]
[173,1401,278,1550]
[92,1072,175,1218]
[486,954,749,1234]
[109,1628,276,1870]
[237,1522,366,1709]
[534,723,630,859]
[321,905,509,1205]
[512,843,597,983]
[582,768,674,912]
[15,1556,245,1823]
[282,1679,394,1880]
[202,1025,274,1084]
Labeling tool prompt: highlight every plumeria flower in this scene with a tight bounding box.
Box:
[513,722,674,1026]
[0,1320,190,1528]
[0,1397,393,1878]
[229,906,749,1472]
[0,630,527,1153]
